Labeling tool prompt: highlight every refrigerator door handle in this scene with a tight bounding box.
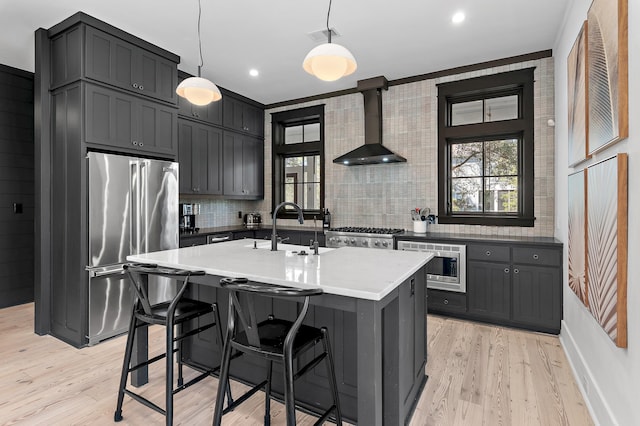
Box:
[86,264,126,278]
[140,160,148,254]
[130,161,140,255]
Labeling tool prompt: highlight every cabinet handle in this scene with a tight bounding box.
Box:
[514,268,519,274]
[139,85,144,91]
[533,254,539,260]
[132,83,139,89]
[504,268,510,273]
[132,140,138,146]
[443,299,449,305]
[138,142,143,147]
[486,250,491,256]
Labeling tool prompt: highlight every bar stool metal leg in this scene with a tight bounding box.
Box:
[213,317,234,426]
[264,360,273,426]
[114,313,139,422]
[166,319,175,426]
[322,327,343,425]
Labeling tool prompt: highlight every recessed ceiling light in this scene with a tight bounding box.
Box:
[249,69,259,77]
[452,11,465,24]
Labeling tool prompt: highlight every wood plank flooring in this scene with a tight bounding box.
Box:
[0,304,592,425]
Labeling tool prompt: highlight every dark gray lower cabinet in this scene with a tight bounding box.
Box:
[467,260,511,321]
[427,289,467,314]
[512,264,561,332]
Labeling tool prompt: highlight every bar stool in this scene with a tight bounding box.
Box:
[114,263,231,426]
[213,277,342,426]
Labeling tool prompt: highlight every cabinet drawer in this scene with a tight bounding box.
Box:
[467,244,510,262]
[512,246,561,266]
[427,289,467,313]
[179,235,207,247]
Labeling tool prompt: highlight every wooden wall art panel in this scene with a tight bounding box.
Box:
[587,0,628,154]
[567,21,589,167]
[568,170,588,305]
[586,154,627,347]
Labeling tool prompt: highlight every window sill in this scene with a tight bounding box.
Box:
[437,215,535,227]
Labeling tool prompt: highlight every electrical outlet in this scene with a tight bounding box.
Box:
[238,211,242,219]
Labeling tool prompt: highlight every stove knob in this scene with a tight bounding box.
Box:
[374,240,380,247]
[382,241,389,248]
[350,239,356,245]
[362,240,368,246]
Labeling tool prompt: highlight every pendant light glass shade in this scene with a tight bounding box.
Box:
[303,42,357,81]
[176,76,222,106]
[176,0,221,106]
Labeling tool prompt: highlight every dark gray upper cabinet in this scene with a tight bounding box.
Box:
[178,119,223,195]
[223,95,264,137]
[177,73,223,126]
[84,26,178,104]
[223,131,264,199]
[85,84,177,157]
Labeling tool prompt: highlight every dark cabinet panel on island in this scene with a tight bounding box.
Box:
[178,120,223,195]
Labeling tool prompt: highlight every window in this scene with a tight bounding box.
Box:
[437,68,535,226]
[271,105,324,218]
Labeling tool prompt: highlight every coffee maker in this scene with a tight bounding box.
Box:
[179,203,200,232]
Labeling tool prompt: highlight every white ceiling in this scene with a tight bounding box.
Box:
[0,0,570,105]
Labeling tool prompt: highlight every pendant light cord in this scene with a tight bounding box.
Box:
[197,0,204,76]
[326,0,332,43]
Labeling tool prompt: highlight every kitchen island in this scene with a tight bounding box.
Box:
[128,239,432,425]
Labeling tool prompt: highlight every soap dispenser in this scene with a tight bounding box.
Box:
[323,208,331,229]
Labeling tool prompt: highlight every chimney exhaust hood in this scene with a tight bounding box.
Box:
[333,76,406,166]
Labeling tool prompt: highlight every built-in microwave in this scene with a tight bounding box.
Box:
[396,241,467,293]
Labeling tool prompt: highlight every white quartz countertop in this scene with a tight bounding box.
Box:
[127,239,432,301]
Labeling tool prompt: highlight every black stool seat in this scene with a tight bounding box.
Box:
[114,263,232,426]
[233,318,323,357]
[213,278,342,426]
[135,298,214,326]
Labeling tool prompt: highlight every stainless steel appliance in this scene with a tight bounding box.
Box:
[396,241,467,292]
[180,203,200,232]
[85,152,179,345]
[325,227,404,250]
[243,212,262,228]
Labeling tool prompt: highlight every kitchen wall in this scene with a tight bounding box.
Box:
[252,56,556,236]
[178,197,261,229]
[555,1,639,425]
[0,64,34,308]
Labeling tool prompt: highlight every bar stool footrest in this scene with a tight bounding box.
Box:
[222,379,268,414]
[123,388,166,416]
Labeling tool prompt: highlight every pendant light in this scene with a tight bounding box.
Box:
[176,0,222,105]
[303,0,357,82]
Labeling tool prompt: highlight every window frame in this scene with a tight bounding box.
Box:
[271,105,325,220]
[437,68,535,227]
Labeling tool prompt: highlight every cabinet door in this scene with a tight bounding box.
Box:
[242,136,264,198]
[85,84,135,150]
[178,121,196,194]
[512,264,562,331]
[467,260,511,320]
[223,131,244,196]
[137,50,177,104]
[223,97,245,132]
[243,103,264,136]
[136,98,177,156]
[223,96,264,136]
[85,26,177,104]
[197,125,223,195]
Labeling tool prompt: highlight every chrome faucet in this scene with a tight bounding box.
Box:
[272,202,304,251]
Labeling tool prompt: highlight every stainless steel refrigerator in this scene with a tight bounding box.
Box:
[85,152,179,345]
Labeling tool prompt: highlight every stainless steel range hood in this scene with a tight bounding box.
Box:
[333,76,406,166]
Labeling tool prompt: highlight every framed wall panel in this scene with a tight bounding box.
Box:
[568,170,588,306]
[586,154,627,347]
[567,21,589,167]
[587,0,628,154]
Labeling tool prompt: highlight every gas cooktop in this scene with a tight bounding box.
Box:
[328,227,404,235]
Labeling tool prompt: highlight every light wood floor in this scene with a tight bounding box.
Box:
[0,304,592,425]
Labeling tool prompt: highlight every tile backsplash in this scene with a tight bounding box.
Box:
[188,56,556,238]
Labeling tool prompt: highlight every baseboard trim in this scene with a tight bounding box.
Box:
[559,320,617,426]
